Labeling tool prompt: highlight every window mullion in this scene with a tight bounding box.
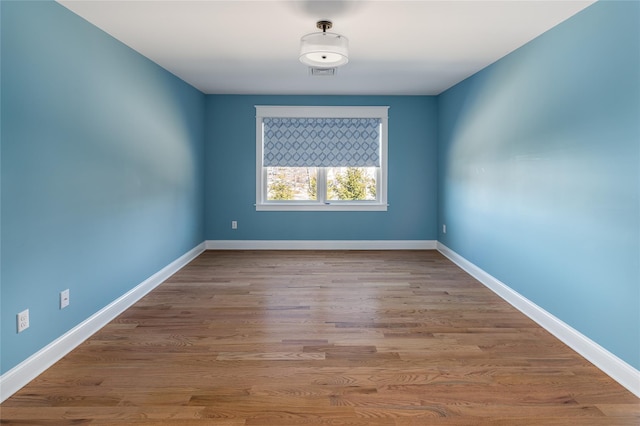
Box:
[317,168,327,204]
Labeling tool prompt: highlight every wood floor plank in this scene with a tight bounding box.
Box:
[1,250,638,425]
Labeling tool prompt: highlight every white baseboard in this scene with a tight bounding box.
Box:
[437,242,640,398]
[0,242,206,403]
[205,240,437,250]
[6,241,635,401]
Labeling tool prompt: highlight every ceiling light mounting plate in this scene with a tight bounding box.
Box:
[316,20,332,32]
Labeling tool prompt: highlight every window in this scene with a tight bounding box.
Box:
[256,106,388,211]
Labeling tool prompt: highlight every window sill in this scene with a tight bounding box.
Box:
[256,203,388,212]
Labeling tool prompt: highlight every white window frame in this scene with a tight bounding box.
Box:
[256,105,389,211]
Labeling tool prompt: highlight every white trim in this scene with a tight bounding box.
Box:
[206,240,436,250]
[255,115,264,208]
[437,242,640,398]
[256,202,388,212]
[255,105,389,118]
[0,242,206,403]
[8,241,634,401]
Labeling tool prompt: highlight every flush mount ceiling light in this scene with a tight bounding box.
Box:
[299,20,349,68]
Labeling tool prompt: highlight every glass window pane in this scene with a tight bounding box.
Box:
[326,167,377,201]
[266,167,318,201]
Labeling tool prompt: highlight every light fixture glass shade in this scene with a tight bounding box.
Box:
[299,32,349,67]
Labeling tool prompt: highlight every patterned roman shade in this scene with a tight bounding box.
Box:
[263,117,380,167]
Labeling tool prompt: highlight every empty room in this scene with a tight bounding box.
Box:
[1,0,638,424]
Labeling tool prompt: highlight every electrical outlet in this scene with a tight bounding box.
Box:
[60,289,70,309]
[232,220,238,230]
[17,309,29,333]
[443,224,447,234]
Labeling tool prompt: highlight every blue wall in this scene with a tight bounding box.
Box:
[205,95,438,241]
[1,1,205,373]
[438,0,639,369]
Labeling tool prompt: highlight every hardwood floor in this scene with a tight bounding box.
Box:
[2,250,638,425]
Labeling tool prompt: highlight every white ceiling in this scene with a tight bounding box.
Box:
[57,0,596,95]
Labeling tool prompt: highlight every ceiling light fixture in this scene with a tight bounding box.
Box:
[299,20,349,68]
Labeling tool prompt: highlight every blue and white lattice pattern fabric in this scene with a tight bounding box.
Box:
[263,117,380,167]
